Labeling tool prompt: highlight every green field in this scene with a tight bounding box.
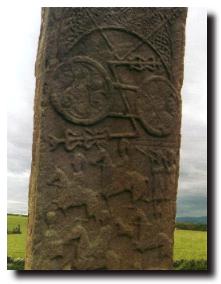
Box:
[174,229,207,261]
[7,214,27,259]
[7,214,207,266]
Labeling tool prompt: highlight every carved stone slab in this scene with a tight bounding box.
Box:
[25,8,187,270]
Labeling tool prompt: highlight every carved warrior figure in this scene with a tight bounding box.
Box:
[26,8,187,270]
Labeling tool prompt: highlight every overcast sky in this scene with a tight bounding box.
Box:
[7,8,207,217]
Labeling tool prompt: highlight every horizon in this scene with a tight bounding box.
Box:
[7,212,207,219]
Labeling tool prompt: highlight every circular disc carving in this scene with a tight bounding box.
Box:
[137,76,178,137]
[51,56,112,125]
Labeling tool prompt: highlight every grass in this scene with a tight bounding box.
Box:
[7,214,207,270]
[173,229,207,261]
[7,214,27,259]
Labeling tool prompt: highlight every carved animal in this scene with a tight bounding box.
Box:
[103,169,149,202]
[94,148,149,201]
[115,217,134,238]
[134,229,171,254]
[71,224,113,269]
[53,185,100,219]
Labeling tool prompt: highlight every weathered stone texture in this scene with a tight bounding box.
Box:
[26,8,187,270]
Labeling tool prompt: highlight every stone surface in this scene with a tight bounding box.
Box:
[25,7,187,270]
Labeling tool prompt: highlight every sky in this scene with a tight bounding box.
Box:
[7,7,207,217]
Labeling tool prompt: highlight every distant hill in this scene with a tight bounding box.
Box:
[7,213,28,216]
[176,216,207,224]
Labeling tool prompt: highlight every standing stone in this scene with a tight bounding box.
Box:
[26,8,187,270]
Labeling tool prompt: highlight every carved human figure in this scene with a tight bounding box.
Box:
[133,208,153,252]
[47,167,69,189]
[92,147,113,188]
[118,138,131,164]
[149,150,177,218]
[163,150,177,199]
[71,152,87,175]
[149,151,165,200]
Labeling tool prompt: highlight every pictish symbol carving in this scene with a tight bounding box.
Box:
[50,56,113,125]
[49,128,110,152]
[137,76,178,137]
[50,20,179,138]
